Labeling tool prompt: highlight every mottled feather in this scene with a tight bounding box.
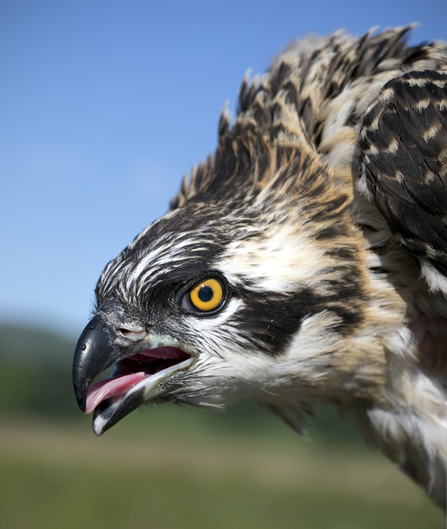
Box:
[360,70,447,285]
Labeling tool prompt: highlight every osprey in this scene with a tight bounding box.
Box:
[73,27,447,508]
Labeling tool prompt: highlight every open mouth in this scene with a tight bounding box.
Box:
[85,347,192,415]
[73,313,196,436]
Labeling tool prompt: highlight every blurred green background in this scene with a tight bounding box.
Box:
[0,324,443,529]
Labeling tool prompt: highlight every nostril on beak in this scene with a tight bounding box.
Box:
[117,328,133,335]
[116,327,147,342]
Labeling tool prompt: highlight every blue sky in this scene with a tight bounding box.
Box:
[1,0,446,338]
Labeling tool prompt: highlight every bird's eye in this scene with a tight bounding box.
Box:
[188,278,225,312]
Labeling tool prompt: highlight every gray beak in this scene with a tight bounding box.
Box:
[72,313,126,413]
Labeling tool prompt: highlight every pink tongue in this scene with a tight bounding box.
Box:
[85,372,148,414]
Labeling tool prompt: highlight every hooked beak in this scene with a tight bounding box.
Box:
[73,313,124,413]
[72,313,195,435]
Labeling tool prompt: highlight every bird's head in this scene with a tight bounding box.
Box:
[73,145,369,435]
[73,55,373,435]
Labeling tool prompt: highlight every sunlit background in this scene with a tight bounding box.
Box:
[1,1,445,528]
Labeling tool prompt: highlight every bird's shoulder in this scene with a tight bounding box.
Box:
[359,69,447,294]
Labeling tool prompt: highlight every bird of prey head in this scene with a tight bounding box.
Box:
[73,27,447,509]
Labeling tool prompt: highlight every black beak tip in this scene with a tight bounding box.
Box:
[75,392,87,414]
[72,314,107,414]
[72,336,91,413]
[72,312,124,416]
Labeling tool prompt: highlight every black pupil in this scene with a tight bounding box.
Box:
[198,285,213,302]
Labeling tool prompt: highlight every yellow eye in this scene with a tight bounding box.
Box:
[189,278,224,312]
